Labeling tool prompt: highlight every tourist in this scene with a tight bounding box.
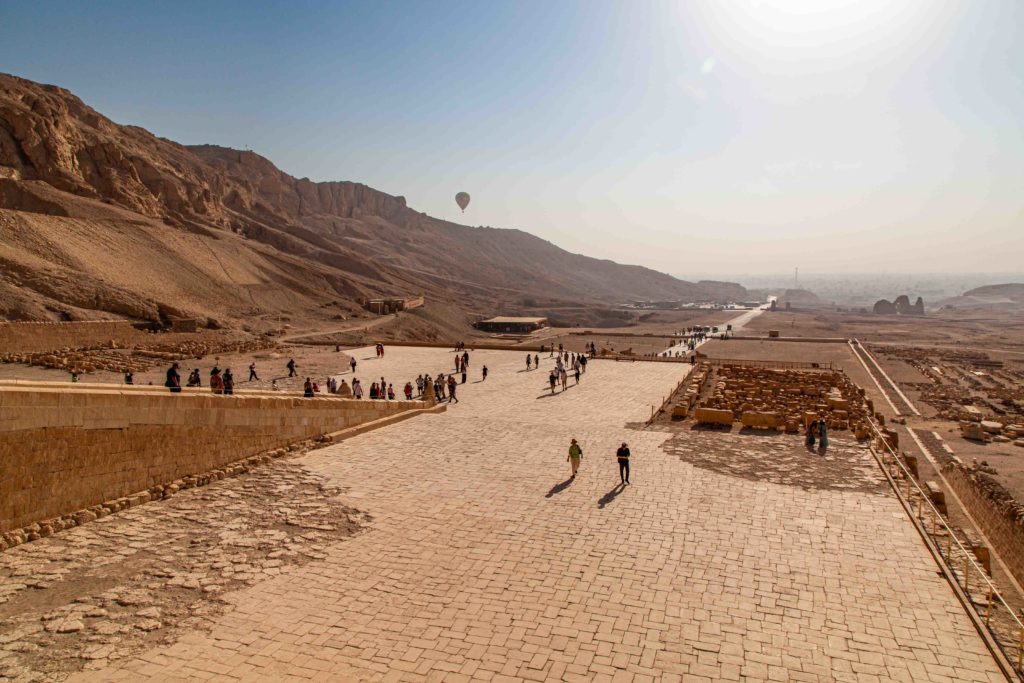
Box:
[549,370,557,394]
[353,379,363,399]
[574,366,580,385]
[223,368,235,395]
[805,419,817,449]
[210,369,224,395]
[526,354,532,371]
[404,382,413,400]
[165,362,181,393]
[124,370,134,385]
[534,353,539,369]
[70,369,79,383]
[303,377,314,398]
[248,363,259,381]
[447,375,459,403]
[818,418,829,453]
[560,368,568,391]
[380,343,385,357]
[271,379,280,391]
[312,381,320,393]
[416,374,424,396]
[350,357,357,374]
[580,355,587,373]
[387,383,395,400]
[287,358,297,377]
[482,365,488,381]
[369,382,378,399]
[462,350,469,370]
[461,364,468,384]
[616,442,631,484]
[568,438,582,477]
[187,369,200,387]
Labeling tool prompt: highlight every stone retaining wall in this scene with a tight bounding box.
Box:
[943,463,1024,588]
[0,320,150,353]
[0,384,427,533]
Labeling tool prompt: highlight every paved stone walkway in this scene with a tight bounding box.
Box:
[4,346,1005,681]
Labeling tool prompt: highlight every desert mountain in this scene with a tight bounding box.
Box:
[935,283,1024,310]
[0,73,745,326]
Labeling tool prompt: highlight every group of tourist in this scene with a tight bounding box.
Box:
[546,351,586,394]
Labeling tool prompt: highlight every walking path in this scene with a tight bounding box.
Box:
[4,346,1003,681]
[659,305,768,358]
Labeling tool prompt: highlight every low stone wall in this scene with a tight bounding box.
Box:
[943,463,1024,588]
[0,320,149,354]
[0,383,428,533]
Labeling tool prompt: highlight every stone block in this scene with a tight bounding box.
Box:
[740,412,782,429]
[980,420,1003,434]
[960,422,987,442]
[695,408,734,426]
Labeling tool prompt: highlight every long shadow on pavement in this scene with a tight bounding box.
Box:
[597,483,625,509]
[545,477,575,497]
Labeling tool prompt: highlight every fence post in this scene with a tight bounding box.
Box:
[964,556,970,593]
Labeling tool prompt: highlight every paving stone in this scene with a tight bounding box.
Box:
[0,346,1006,681]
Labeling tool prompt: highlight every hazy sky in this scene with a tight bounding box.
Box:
[2,1,1022,277]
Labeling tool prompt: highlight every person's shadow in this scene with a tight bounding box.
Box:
[545,477,574,497]
[597,483,625,508]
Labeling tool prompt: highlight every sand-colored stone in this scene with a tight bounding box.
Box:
[0,383,426,533]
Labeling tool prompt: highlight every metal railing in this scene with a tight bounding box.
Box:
[867,418,1024,679]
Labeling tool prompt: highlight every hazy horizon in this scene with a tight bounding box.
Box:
[1,0,1021,276]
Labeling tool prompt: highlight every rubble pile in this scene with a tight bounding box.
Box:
[873,346,1024,426]
[0,337,278,374]
[691,365,871,436]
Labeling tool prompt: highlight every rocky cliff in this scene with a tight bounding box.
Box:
[0,73,745,324]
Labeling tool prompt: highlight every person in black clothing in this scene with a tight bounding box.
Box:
[482,365,488,381]
[223,369,235,395]
[287,358,297,377]
[350,357,357,374]
[248,363,259,381]
[616,442,631,484]
[165,362,182,393]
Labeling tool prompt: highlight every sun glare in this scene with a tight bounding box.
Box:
[692,0,936,64]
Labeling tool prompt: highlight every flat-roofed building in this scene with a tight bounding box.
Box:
[476,316,549,334]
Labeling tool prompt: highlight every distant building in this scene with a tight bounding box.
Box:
[476,316,549,334]
[361,296,425,315]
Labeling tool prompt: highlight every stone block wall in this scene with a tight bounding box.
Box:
[0,384,426,532]
[0,320,147,353]
[942,463,1024,589]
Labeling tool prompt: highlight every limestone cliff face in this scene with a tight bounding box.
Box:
[0,72,747,322]
[0,75,224,222]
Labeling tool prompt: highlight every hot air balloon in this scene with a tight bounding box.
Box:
[455,192,470,213]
